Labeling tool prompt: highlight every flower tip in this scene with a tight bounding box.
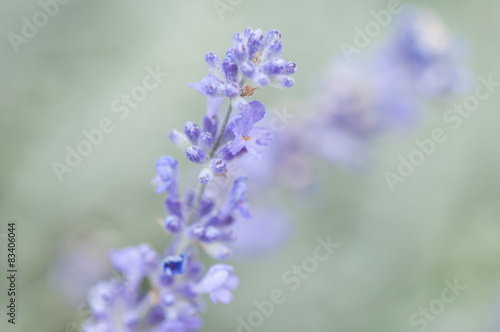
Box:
[186,146,208,163]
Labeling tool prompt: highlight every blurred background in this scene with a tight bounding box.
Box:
[1,0,500,331]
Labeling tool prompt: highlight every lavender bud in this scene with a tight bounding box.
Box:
[217,142,236,161]
[203,115,218,138]
[233,43,247,63]
[277,76,295,88]
[190,225,205,238]
[205,52,222,72]
[222,59,238,83]
[202,226,220,242]
[233,97,249,111]
[263,39,283,59]
[255,73,270,86]
[199,169,211,184]
[247,29,264,57]
[204,79,223,96]
[186,146,207,163]
[243,27,253,38]
[285,61,297,75]
[200,132,213,149]
[240,61,256,78]
[184,121,200,144]
[210,159,226,174]
[261,59,286,76]
[232,32,244,44]
[164,215,181,234]
[225,82,240,98]
[166,198,183,218]
[168,129,190,149]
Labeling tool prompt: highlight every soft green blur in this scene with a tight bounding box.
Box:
[1,0,500,331]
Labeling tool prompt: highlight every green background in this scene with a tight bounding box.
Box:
[1,0,500,331]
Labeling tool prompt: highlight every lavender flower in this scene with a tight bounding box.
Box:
[192,264,239,304]
[152,156,179,195]
[228,100,273,159]
[308,62,417,168]
[381,7,470,97]
[83,27,296,332]
[189,27,297,117]
[299,7,469,169]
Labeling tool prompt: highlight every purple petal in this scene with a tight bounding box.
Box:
[228,136,246,156]
[211,288,233,304]
[202,269,230,292]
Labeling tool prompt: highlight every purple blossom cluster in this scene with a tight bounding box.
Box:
[78,8,470,331]
[82,27,296,332]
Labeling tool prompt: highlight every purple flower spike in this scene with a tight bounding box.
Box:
[86,27,297,332]
[195,264,239,304]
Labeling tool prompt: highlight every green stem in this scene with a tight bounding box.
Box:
[189,101,234,223]
[210,102,233,158]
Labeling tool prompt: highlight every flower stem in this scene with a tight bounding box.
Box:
[189,101,233,223]
[210,101,233,158]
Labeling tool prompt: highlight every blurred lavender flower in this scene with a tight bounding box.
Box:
[220,9,471,260]
[82,27,296,332]
[309,62,417,168]
[305,7,469,169]
[381,7,470,97]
